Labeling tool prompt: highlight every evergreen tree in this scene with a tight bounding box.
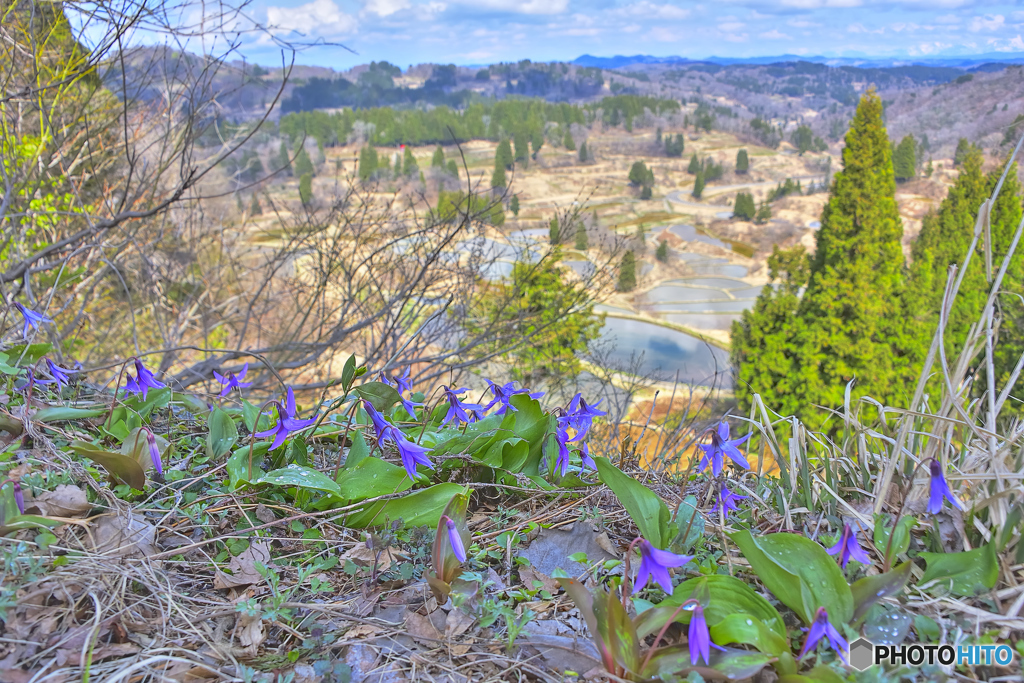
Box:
[640,185,652,200]
[564,132,576,151]
[634,224,646,249]
[510,194,520,216]
[953,138,971,167]
[734,90,913,429]
[736,148,749,174]
[491,164,506,188]
[925,158,934,178]
[792,125,814,155]
[402,146,418,176]
[495,139,514,170]
[514,130,529,165]
[549,217,561,245]
[575,222,589,250]
[692,171,705,199]
[250,193,262,216]
[618,252,636,292]
[628,161,654,187]
[754,200,772,224]
[664,134,685,157]
[531,131,544,158]
[358,145,378,181]
[656,240,669,262]
[656,127,663,145]
[299,173,313,206]
[278,140,292,176]
[893,135,916,182]
[733,192,756,220]
[578,142,588,163]
[294,145,315,177]
[447,159,459,178]
[687,153,700,174]
[431,145,445,168]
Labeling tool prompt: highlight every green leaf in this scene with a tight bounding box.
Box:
[255,464,341,495]
[352,381,402,412]
[120,427,169,473]
[433,413,508,458]
[645,645,771,681]
[596,457,668,548]
[593,583,641,676]
[5,343,52,366]
[122,387,172,418]
[333,456,413,501]
[433,491,470,586]
[511,393,549,475]
[241,400,261,432]
[779,665,847,683]
[919,543,999,596]
[343,430,370,471]
[0,514,67,536]
[226,442,272,488]
[874,515,915,560]
[646,575,786,641]
[70,440,146,490]
[709,614,788,656]
[343,483,467,528]
[341,355,357,391]
[730,530,853,625]
[33,406,106,422]
[557,577,615,672]
[669,495,704,553]
[0,352,20,375]
[851,561,913,624]
[206,408,239,459]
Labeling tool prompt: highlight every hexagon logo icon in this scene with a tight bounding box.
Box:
[849,638,875,671]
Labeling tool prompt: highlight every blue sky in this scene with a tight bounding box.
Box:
[155,1,1024,68]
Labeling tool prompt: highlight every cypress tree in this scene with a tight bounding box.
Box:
[893,135,916,182]
[299,173,313,206]
[692,171,705,199]
[736,148,749,174]
[953,138,971,167]
[656,240,668,262]
[531,132,544,158]
[687,153,700,174]
[579,142,588,162]
[618,252,636,292]
[431,145,445,168]
[358,145,378,181]
[575,222,588,250]
[403,146,418,176]
[549,217,561,245]
[733,192,755,220]
[564,132,576,151]
[510,194,520,216]
[491,164,506,188]
[294,146,314,177]
[447,159,459,178]
[514,130,529,164]
[495,139,514,170]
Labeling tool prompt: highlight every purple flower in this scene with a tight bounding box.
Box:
[698,422,751,476]
[439,386,483,428]
[145,429,164,477]
[378,370,395,386]
[634,539,693,594]
[688,603,725,665]
[482,379,544,416]
[44,359,73,392]
[394,367,414,395]
[18,367,51,394]
[256,388,317,450]
[579,442,596,471]
[124,359,166,400]
[442,515,467,562]
[560,394,606,441]
[799,607,848,663]
[214,363,254,396]
[928,459,964,515]
[553,426,573,476]
[12,303,52,337]
[362,400,392,441]
[381,424,434,479]
[826,524,871,569]
[2,480,24,514]
[715,485,748,519]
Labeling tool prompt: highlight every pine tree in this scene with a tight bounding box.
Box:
[575,222,588,250]
[294,145,314,177]
[431,145,445,168]
[618,252,636,292]
[893,135,916,182]
[578,142,588,162]
[549,217,561,245]
[491,164,506,188]
[514,130,529,166]
[738,89,913,428]
[755,200,772,224]
[447,159,459,178]
[278,141,292,176]
[656,240,668,262]
[358,145,378,181]
[733,192,755,220]
[564,132,576,151]
[402,146,418,176]
[736,148,749,174]
[531,131,544,158]
[510,194,520,216]
[687,153,700,174]
[299,173,313,206]
[792,125,814,155]
[692,171,705,199]
[495,139,514,170]
[953,138,971,167]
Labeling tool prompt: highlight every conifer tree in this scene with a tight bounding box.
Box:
[692,171,705,199]
[564,132,576,151]
[279,141,292,176]
[736,148,749,174]
[299,173,313,206]
[531,132,544,158]
[358,145,378,181]
[514,130,529,166]
[491,164,506,188]
[579,142,588,162]
[495,139,514,170]
[575,222,588,250]
[431,145,445,168]
[656,240,669,262]
[447,160,459,178]
[733,192,755,220]
[687,153,700,174]
[403,146,418,176]
[893,135,916,182]
[510,194,520,216]
[294,146,314,177]
[953,138,971,167]
[635,224,646,249]
[549,217,561,245]
[618,252,636,292]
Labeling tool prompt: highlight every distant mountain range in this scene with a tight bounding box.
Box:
[573,53,1024,70]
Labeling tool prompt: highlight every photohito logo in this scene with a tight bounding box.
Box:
[848,638,1016,671]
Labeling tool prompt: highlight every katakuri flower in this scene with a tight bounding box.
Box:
[482,379,544,416]
[362,400,392,441]
[2,479,24,514]
[393,367,414,395]
[214,363,254,396]
[561,393,606,441]
[715,484,748,519]
[928,459,964,515]
[698,421,751,476]
[826,524,871,569]
[124,358,166,400]
[43,359,73,392]
[144,429,164,478]
[687,603,725,666]
[381,424,434,479]
[439,386,483,427]
[441,514,467,562]
[799,607,849,663]
[12,303,52,337]
[578,441,595,471]
[553,426,573,476]
[256,388,317,450]
[634,539,693,594]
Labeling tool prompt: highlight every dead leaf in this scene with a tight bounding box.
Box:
[343,624,382,639]
[254,505,276,524]
[214,541,272,589]
[343,543,400,571]
[89,513,158,558]
[54,643,140,667]
[518,522,616,578]
[405,611,444,643]
[450,643,472,656]
[351,588,380,617]
[236,613,265,657]
[445,609,475,640]
[595,532,617,557]
[26,485,90,518]
[518,566,559,595]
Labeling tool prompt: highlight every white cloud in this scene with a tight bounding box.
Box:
[908,41,952,55]
[362,0,409,16]
[718,21,746,32]
[266,0,357,35]
[787,19,821,28]
[760,29,790,39]
[933,13,959,25]
[1011,34,1024,50]
[779,0,862,8]
[449,0,569,14]
[969,14,1004,32]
